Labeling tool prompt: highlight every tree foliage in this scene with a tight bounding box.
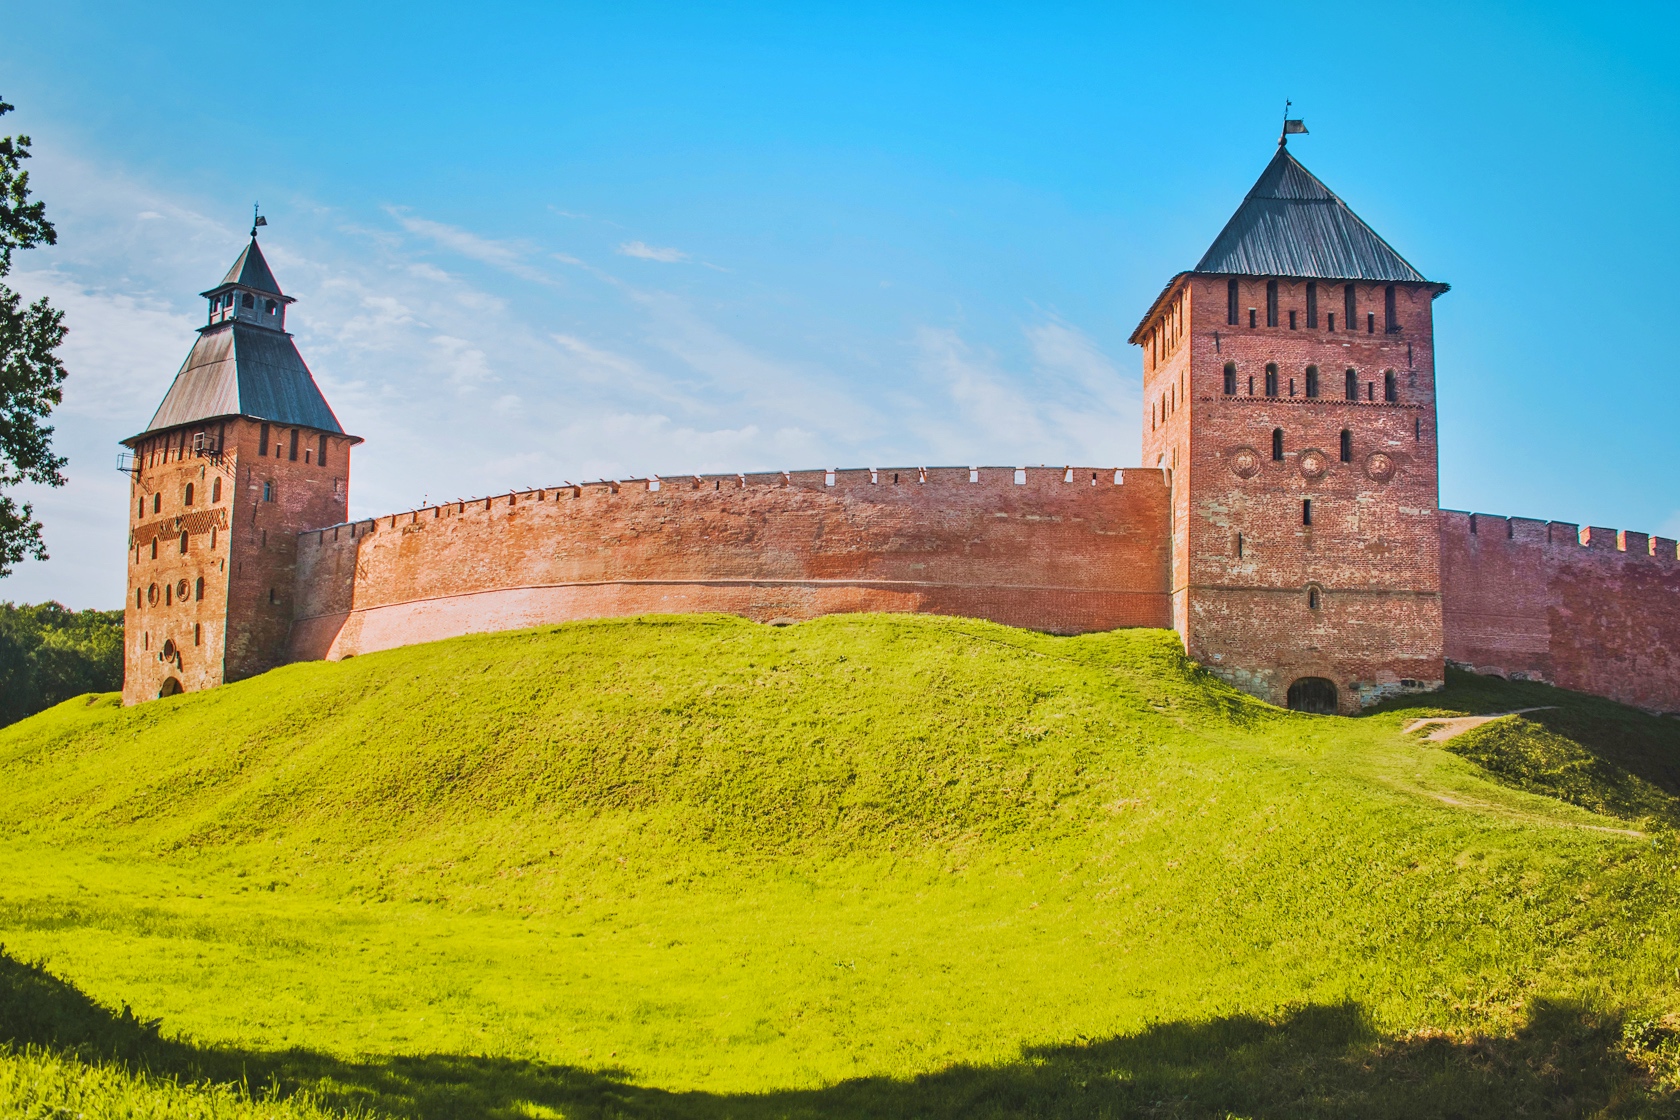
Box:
[0,97,68,577]
[0,601,121,726]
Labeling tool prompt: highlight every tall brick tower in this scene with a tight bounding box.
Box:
[1130,141,1449,713]
[121,231,360,703]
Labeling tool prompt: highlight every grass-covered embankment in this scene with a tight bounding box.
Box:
[1,613,1677,1117]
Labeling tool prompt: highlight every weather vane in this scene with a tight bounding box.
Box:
[1279,101,1308,147]
[251,202,268,237]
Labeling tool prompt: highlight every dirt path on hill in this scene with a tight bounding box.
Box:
[1403,708,1558,743]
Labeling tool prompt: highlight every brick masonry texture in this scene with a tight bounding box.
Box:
[125,417,352,704]
[1136,275,1446,712]
[1439,511,1680,713]
[288,467,1172,662]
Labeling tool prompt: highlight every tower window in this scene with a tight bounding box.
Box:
[269,588,276,604]
[1223,362,1237,395]
[241,293,254,309]
[265,299,277,314]
[1367,382,1375,401]
[136,587,142,608]
[1266,280,1278,327]
[195,576,204,601]
[1272,428,1284,461]
[1367,313,1375,334]
[179,531,188,554]
[1344,284,1357,328]
[150,539,158,560]
[1248,375,1254,395]
[1384,370,1397,402]
[288,429,299,461]
[147,583,158,606]
[1305,365,1319,398]
[1227,278,1239,325]
[1289,310,1297,330]
[1236,532,1245,559]
[153,492,161,514]
[212,477,221,502]
[210,527,217,549]
[318,433,328,467]
[1306,282,1318,328]
[263,480,274,502]
[1303,499,1313,527]
[1265,364,1279,397]
[184,482,194,506]
[194,622,202,646]
[138,496,144,519]
[1308,586,1321,610]
[1340,429,1352,462]
[1327,312,1336,331]
[1415,416,1421,440]
[1384,285,1398,333]
[259,423,270,457]
[1248,308,1257,328]
[165,583,172,606]
[1345,369,1358,401]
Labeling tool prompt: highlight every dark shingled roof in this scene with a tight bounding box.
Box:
[1130,146,1443,342]
[127,322,347,442]
[1192,147,1429,283]
[202,236,286,298]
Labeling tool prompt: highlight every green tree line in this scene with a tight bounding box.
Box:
[0,602,121,726]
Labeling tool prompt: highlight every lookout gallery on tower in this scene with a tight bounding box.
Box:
[120,146,1680,715]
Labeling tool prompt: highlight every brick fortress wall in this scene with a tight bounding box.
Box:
[1439,511,1680,713]
[288,466,1172,661]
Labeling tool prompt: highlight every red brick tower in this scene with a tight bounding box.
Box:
[120,231,361,703]
[1130,141,1449,713]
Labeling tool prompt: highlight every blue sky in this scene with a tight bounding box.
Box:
[1,0,1676,608]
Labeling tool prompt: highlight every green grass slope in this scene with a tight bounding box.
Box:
[1,613,1678,1118]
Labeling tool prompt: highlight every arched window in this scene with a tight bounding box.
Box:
[1305,365,1319,398]
[1272,428,1284,461]
[195,576,204,601]
[184,482,194,506]
[147,583,158,606]
[1223,362,1237,395]
[165,583,172,606]
[1265,364,1279,397]
[194,622,202,646]
[265,299,277,314]
[150,539,158,560]
[1384,370,1397,402]
[211,477,221,502]
[153,492,161,514]
[1307,587,1321,610]
[263,480,274,502]
[210,527,217,550]
[1266,280,1279,327]
[1227,278,1239,325]
[179,531,188,554]
[135,587,142,608]
[137,496,144,518]
[1345,368,1358,400]
[1340,429,1352,463]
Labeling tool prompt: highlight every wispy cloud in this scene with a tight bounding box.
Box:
[387,208,558,285]
[618,240,688,263]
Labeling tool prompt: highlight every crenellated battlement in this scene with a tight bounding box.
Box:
[1440,510,1679,565]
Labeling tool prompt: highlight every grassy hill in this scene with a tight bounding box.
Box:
[1,613,1677,1118]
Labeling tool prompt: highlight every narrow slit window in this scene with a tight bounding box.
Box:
[153,493,161,514]
[1236,531,1245,559]
[1223,362,1237,395]
[1272,428,1284,461]
[179,531,188,554]
[1384,285,1398,333]
[1289,309,1297,330]
[1265,363,1279,397]
[1305,365,1319,398]
[288,429,299,461]
[1345,368,1358,400]
[195,576,204,601]
[1308,587,1320,609]
[150,539,157,560]
[1344,284,1357,328]
[194,622,202,645]
[259,423,270,456]
[1248,308,1257,328]
[212,477,221,502]
[1227,278,1239,325]
[318,433,328,467]
[1302,499,1313,527]
[1415,416,1421,440]
[1266,280,1278,327]
[1367,312,1375,334]
[1306,282,1318,328]
[263,480,274,502]
[1384,370,1397,402]
[1340,429,1352,462]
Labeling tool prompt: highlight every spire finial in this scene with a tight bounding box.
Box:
[251,202,268,238]
[1279,103,1308,148]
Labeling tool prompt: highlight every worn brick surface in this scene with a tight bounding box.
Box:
[1138,275,1446,711]
[1440,511,1680,712]
[289,467,1172,661]
[124,417,352,703]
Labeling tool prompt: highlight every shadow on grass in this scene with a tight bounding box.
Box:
[1373,668,1680,827]
[2,948,1673,1119]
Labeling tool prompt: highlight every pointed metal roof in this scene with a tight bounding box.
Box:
[1192,146,1429,283]
[125,322,349,443]
[200,236,287,299]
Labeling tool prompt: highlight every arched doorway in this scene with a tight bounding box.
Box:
[158,677,183,698]
[1286,677,1338,714]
